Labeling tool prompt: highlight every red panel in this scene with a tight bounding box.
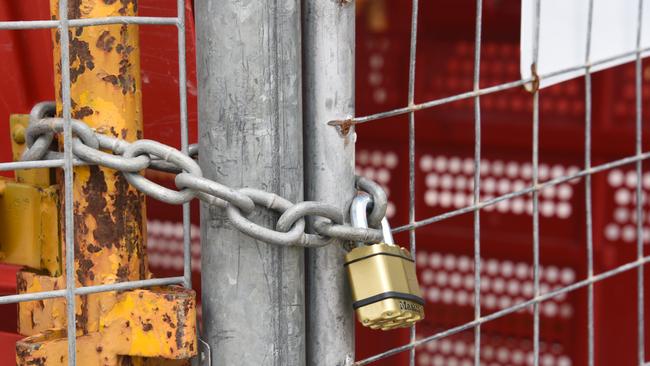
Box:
[0,331,23,364]
[0,265,21,353]
[354,1,650,365]
[0,1,54,179]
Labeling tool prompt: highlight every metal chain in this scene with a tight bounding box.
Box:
[21,102,388,248]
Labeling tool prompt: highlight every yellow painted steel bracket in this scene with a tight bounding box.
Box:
[16,287,196,365]
[11,0,198,364]
[0,115,61,275]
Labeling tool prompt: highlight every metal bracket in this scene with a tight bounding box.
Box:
[16,283,198,365]
[0,114,61,275]
[197,337,212,366]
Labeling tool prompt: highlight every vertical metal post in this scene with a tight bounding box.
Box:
[176,0,192,292]
[406,0,419,364]
[302,1,355,365]
[58,0,76,364]
[51,2,145,364]
[635,1,646,365]
[471,1,483,365]
[583,1,595,365]
[195,1,304,365]
[50,0,146,293]
[531,1,542,365]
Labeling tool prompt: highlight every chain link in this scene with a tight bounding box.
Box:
[21,103,388,248]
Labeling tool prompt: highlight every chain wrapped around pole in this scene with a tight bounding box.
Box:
[21,108,389,248]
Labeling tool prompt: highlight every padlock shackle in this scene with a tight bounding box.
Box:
[380,217,394,245]
[350,193,394,246]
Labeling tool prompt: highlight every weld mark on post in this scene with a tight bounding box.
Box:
[529,63,540,93]
[328,119,355,137]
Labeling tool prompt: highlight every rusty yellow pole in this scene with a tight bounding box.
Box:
[59,0,146,343]
[15,1,197,364]
[51,0,147,294]
[50,0,147,336]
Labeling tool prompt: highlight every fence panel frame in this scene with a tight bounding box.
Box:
[302,1,357,365]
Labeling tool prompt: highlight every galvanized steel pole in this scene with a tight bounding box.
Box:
[303,1,356,365]
[195,1,304,365]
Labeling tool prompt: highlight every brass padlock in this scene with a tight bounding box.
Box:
[345,193,425,330]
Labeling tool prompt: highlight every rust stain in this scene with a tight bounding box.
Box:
[116,265,129,282]
[69,36,95,83]
[101,74,119,86]
[119,0,137,15]
[81,166,117,250]
[96,30,116,52]
[529,63,540,93]
[161,314,175,329]
[327,118,355,137]
[77,257,95,283]
[87,244,101,253]
[78,296,89,334]
[16,272,27,292]
[116,25,136,94]
[112,171,145,279]
[67,0,82,19]
[96,24,137,94]
[72,106,94,119]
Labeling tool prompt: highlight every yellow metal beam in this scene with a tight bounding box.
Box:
[17,287,196,365]
[0,133,61,274]
[0,115,62,275]
[50,0,147,296]
[47,0,149,342]
[0,182,50,270]
[14,0,197,363]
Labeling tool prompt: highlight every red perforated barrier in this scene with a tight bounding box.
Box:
[353,1,650,365]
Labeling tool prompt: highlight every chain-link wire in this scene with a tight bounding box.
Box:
[21,106,388,248]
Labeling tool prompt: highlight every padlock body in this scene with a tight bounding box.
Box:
[345,243,424,330]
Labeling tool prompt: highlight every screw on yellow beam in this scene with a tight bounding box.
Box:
[10,115,52,188]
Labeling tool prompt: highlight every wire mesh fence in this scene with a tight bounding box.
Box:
[0,2,192,365]
[353,0,647,365]
[0,0,648,365]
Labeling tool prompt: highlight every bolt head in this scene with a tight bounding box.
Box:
[12,125,25,144]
